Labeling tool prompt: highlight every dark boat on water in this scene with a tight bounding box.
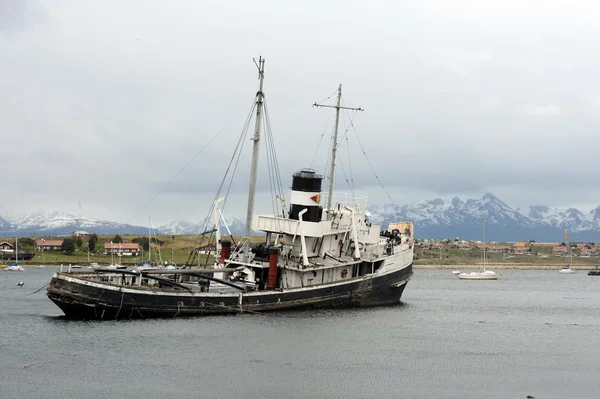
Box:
[46,57,414,319]
[588,266,600,276]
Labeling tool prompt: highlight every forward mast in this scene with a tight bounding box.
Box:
[313,84,363,215]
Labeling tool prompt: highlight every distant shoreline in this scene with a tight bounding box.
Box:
[11,263,597,271]
[414,264,598,270]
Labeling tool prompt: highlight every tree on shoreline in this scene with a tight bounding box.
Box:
[88,234,98,252]
[61,238,76,255]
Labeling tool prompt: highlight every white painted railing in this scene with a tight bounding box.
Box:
[323,192,368,211]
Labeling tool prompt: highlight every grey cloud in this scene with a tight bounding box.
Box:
[0,0,30,32]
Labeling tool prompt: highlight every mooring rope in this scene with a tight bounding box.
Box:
[18,282,50,296]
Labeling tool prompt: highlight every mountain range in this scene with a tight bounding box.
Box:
[0,211,249,238]
[1,194,600,242]
[368,193,600,242]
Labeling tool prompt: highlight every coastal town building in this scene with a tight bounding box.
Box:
[552,246,569,256]
[104,242,140,256]
[487,245,511,253]
[580,247,597,256]
[512,246,529,254]
[73,231,90,237]
[0,241,14,252]
[35,239,64,251]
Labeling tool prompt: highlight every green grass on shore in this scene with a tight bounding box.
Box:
[4,234,598,269]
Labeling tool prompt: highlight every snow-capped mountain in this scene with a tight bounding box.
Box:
[527,205,595,231]
[370,194,538,229]
[0,209,249,237]
[369,193,600,242]
[4,193,600,241]
[158,217,247,236]
[157,220,201,236]
[0,211,152,236]
[0,216,11,230]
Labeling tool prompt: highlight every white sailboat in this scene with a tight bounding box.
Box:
[559,246,575,273]
[6,237,24,271]
[132,220,159,272]
[457,218,498,280]
[104,241,122,269]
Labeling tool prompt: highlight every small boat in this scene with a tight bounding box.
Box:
[559,264,575,274]
[457,219,498,280]
[588,266,600,276]
[452,270,461,275]
[5,238,27,271]
[6,263,24,272]
[457,270,499,280]
[560,248,575,273]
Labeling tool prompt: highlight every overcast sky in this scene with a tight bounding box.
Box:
[2,0,600,225]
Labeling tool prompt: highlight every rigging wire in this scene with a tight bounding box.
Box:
[127,124,229,227]
[263,104,277,216]
[310,88,343,184]
[218,102,256,221]
[335,151,352,196]
[207,103,256,225]
[309,111,333,169]
[263,100,285,217]
[341,100,359,194]
[315,88,340,108]
[318,98,361,197]
[184,98,257,265]
[345,110,395,204]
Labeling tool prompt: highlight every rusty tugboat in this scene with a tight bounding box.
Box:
[46,57,414,319]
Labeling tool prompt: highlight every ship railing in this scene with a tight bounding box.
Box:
[323,192,368,211]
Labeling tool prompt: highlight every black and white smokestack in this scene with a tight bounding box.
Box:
[289,169,323,223]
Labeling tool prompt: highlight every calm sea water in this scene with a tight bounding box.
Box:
[1,268,599,399]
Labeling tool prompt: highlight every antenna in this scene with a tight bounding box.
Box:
[313,84,363,213]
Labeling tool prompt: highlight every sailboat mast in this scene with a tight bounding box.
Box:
[483,218,486,271]
[313,85,363,213]
[243,56,266,260]
[148,219,151,265]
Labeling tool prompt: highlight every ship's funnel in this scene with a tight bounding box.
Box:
[289,169,323,223]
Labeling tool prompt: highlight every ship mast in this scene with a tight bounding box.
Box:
[244,56,265,261]
[313,84,363,213]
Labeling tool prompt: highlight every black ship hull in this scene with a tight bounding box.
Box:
[47,265,413,319]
